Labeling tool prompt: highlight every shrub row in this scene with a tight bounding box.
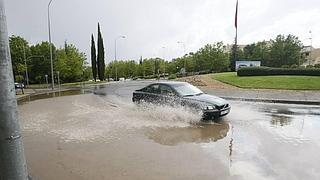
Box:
[168,74,177,80]
[237,67,320,76]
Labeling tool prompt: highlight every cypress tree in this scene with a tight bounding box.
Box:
[91,34,97,81]
[139,56,143,65]
[64,40,69,55]
[97,23,105,81]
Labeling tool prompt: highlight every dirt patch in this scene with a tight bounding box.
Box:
[178,74,238,89]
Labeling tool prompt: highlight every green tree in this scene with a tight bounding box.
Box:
[91,34,97,81]
[9,35,30,82]
[268,34,303,67]
[97,23,105,81]
[194,42,229,72]
[142,58,155,77]
[106,60,139,79]
[243,43,256,59]
[251,41,270,65]
[83,65,92,81]
[137,56,144,77]
[55,43,86,83]
[241,41,270,65]
[29,41,56,84]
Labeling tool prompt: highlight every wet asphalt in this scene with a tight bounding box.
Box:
[19,81,320,180]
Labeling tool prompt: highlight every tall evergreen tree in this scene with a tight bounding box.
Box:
[97,23,105,81]
[64,40,69,55]
[91,34,97,81]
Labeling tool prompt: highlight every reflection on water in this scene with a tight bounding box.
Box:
[260,104,320,116]
[145,121,230,146]
[18,89,92,105]
[270,115,292,127]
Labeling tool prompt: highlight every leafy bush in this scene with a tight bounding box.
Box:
[15,75,24,83]
[290,64,298,68]
[168,74,177,80]
[237,66,320,76]
[281,65,290,68]
[314,64,320,68]
[144,75,158,79]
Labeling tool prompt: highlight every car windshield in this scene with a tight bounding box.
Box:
[173,83,203,96]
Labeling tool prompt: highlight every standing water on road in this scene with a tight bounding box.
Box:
[19,83,320,180]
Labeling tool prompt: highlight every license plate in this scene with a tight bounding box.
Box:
[220,110,229,115]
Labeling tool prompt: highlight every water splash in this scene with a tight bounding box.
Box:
[21,94,203,143]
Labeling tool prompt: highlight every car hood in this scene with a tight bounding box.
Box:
[183,94,228,106]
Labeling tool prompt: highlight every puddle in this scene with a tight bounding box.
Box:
[145,122,230,146]
[19,82,320,180]
[18,89,93,105]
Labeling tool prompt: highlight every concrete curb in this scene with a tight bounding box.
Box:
[16,87,82,101]
[221,96,320,105]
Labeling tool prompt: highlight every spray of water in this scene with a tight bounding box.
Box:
[21,94,203,143]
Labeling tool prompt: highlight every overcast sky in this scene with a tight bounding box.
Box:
[3,0,320,62]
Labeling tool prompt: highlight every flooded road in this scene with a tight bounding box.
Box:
[19,81,320,180]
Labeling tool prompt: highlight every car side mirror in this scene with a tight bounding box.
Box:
[167,92,175,96]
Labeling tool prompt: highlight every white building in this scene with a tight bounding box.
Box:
[301,46,320,65]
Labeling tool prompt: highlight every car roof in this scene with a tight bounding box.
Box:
[150,81,189,86]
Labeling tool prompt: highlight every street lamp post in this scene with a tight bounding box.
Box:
[22,45,29,86]
[16,44,29,86]
[57,71,60,90]
[45,74,49,89]
[177,41,186,75]
[24,55,45,85]
[309,30,313,66]
[162,46,166,79]
[114,35,126,81]
[48,0,54,90]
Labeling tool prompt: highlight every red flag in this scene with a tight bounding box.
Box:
[235,0,238,29]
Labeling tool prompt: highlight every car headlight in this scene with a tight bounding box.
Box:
[206,105,215,110]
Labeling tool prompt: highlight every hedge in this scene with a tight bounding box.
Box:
[237,67,320,76]
[168,74,177,80]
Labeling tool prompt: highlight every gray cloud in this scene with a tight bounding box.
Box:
[4,0,320,62]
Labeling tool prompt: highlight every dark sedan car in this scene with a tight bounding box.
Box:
[132,81,230,120]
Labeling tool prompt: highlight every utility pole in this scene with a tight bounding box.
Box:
[114,35,126,81]
[0,0,29,179]
[309,30,313,66]
[57,71,60,90]
[48,0,55,89]
[177,41,186,75]
[142,56,145,78]
[162,46,166,79]
[45,74,49,89]
[22,45,29,86]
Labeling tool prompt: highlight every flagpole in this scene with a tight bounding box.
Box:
[233,0,238,71]
[235,21,238,63]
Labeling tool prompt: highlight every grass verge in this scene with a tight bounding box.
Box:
[27,81,108,89]
[212,72,320,90]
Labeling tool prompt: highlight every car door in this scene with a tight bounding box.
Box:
[159,84,179,105]
[142,84,161,103]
